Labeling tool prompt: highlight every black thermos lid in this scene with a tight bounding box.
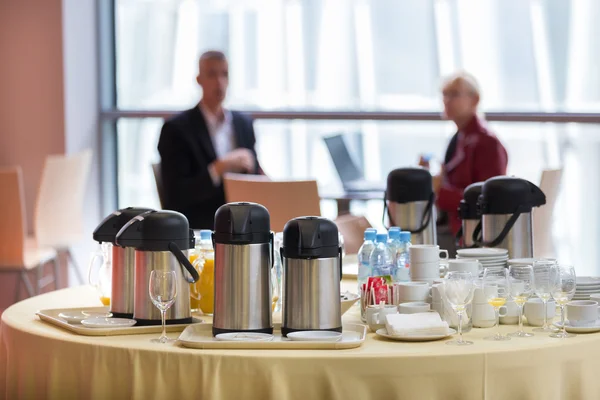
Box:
[458,182,484,220]
[93,207,154,244]
[386,167,433,204]
[281,217,339,259]
[213,202,271,244]
[479,176,546,214]
[115,210,194,251]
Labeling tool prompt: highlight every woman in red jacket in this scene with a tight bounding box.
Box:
[424,72,508,241]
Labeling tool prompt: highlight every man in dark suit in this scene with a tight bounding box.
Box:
[158,50,263,228]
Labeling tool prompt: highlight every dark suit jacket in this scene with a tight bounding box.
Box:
[157,105,261,229]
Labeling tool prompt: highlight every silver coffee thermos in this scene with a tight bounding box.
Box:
[212,202,273,336]
[457,182,484,248]
[385,167,437,245]
[476,176,546,259]
[115,210,199,325]
[281,217,342,337]
[92,207,153,318]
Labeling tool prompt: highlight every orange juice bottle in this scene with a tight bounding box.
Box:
[191,230,214,314]
[189,252,201,311]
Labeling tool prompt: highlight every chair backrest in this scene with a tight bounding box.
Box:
[334,214,373,254]
[533,168,563,258]
[152,162,166,208]
[223,174,321,232]
[34,149,93,248]
[0,167,26,267]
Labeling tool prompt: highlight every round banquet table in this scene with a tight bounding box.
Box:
[2,284,600,400]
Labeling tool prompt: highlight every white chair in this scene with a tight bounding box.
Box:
[533,168,563,259]
[31,149,92,284]
[0,167,58,302]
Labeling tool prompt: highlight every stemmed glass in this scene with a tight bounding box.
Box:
[444,271,475,346]
[532,259,558,333]
[508,265,535,337]
[483,267,510,341]
[549,264,577,339]
[149,270,178,344]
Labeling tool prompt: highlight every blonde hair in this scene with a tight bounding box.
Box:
[442,71,481,98]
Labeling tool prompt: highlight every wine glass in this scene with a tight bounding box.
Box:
[532,259,558,333]
[508,265,535,337]
[549,264,577,339]
[149,270,178,344]
[482,267,510,341]
[444,271,475,346]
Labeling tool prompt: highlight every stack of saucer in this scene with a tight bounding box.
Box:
[456,248,509,270]
[507,258,536,267]
[574,277,600,300]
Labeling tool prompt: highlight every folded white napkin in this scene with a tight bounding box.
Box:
[385,312,449,336]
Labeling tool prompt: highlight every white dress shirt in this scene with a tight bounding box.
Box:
[199,103,236,185]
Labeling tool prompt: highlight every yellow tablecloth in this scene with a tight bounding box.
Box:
[2,284,600,400]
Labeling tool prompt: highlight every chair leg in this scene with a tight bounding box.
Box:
[52,257,61,290]
[67,249,85,285]
[21,271,35,298]
[36,262,44,295]
[15,272,22,303]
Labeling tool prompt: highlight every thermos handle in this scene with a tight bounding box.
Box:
[383,191,434,234]
[473,205,525,248]
[338,246,343,281]
[270,231,275,269]
[168,242,200,283]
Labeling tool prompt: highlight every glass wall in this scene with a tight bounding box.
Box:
[109,0,600,275]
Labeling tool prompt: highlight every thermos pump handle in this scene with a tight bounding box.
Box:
[168,242,200,283]
[338,246,343,281]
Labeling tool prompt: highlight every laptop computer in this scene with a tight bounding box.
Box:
[323,134,385,192]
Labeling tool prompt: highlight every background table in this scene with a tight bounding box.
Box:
[320,190,383,216]
[2,284,600,400]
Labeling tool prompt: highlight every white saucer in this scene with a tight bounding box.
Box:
[214,332,274,342]
[576,277,600,286]
[457,248,508,258]
[58,311,112,324]
[81,317,137,328]
[287,331,342,342]
[375,328,456,342]
[508,258,536,265]
[554,320,600,333]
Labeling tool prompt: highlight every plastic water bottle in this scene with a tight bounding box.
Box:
[387,227,402,264]
[398,231,412,269]
[370,233,394,277]
[357,229,377,288]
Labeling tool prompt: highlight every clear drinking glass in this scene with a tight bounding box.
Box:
[483,267,510,341]
[532,259,558,333]
[549,264,577,339]
[508,265,535,337]
[444,271,475,346]
[149,270,178,344]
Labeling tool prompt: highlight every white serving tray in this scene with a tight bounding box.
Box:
[178,323,366,350]
[36,306,203,336]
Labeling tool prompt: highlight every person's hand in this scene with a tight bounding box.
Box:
[214,148,255,176]
[418,155,430,170]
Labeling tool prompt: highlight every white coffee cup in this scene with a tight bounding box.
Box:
[447,259,481,276]
[399,302,430,314]
[567,300,600,327]
[395,282,430,303]
[366,305,398,332]
[473,283,498,304]
[410,261,446,281]
[410,245,449,263]
[431,301,444,315]
[472,302,507,328]
[524,298,556,326]
[499,300,519,325]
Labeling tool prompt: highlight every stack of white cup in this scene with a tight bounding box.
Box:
[409,245,449,283]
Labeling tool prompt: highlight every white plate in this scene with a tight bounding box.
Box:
[81,317,137,328]
[458,255,509,261]
[287,331,342,342]
[215,332,274,342]
[554,320,600,333]
[507,258,536,265]
[58,311,112,324]
[375,328,456,342]
[457,248,508,258]
[340,292,360,315]
[576,277,600,285]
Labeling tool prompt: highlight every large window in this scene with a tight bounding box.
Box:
[106,0,600,275]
